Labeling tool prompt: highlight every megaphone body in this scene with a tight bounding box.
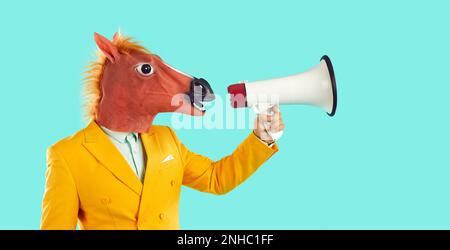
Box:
[227,55,337,140]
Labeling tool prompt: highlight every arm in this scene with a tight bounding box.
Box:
[168,128,278,195]
[40,147,79,230]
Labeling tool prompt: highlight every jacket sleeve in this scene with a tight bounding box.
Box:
[167,128,279,195]
[40,146,79,230]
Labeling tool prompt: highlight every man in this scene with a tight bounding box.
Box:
[40,32,284,229]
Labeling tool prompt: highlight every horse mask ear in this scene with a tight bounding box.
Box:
[112,32,120,43]
[94,32,120,63]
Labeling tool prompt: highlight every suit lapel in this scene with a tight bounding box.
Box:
[82,121,143,196]
[141,131,164,185]
[138,130,165,220]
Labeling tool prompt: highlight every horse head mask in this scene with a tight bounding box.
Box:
[84,32,215,133]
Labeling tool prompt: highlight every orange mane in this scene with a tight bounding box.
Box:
[83,33,150,120]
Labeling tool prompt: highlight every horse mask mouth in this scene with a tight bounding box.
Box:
[187,77,215,112]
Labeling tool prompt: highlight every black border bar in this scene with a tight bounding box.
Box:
[1,230,450,247]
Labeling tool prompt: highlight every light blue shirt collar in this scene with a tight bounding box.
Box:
[101,126,138,144]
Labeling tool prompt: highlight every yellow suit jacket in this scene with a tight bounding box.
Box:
[41,121,278,230]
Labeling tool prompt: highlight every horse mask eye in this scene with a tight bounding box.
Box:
[135,63,153,76]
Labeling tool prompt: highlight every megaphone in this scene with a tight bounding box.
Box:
[227,55,337,140]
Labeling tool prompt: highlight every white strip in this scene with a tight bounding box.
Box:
[161,154,174,163]
[164,62,192,78]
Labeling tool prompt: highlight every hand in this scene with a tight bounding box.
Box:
[253,105,285,144]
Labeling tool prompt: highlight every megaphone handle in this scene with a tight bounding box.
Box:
[253,104,284,141]
[266,129,284,141]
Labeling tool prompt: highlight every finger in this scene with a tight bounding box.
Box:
[258,114,274,122]
[271,107,281,123]
[273,111,283,127]
[254,124,271,138]
[272,105,280,113]
[264,122,272,131]
[277,122,285,131]
[255,118,266,131]
[255,117,268,131]
[269,117,283,131]
[273,111,282,124]
[265,118,280,132]
[267,117,278,131]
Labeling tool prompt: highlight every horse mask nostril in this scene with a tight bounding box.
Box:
[188,78,215,103]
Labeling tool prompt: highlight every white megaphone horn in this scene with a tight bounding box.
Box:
[227,55,337,141]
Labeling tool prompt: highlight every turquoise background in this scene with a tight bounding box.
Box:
[1,0,449,229]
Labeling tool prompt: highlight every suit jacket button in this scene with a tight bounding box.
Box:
[159,213,165,220]
[171,180,175,187]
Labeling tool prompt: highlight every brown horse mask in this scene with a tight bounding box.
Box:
[90,32,214,133]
